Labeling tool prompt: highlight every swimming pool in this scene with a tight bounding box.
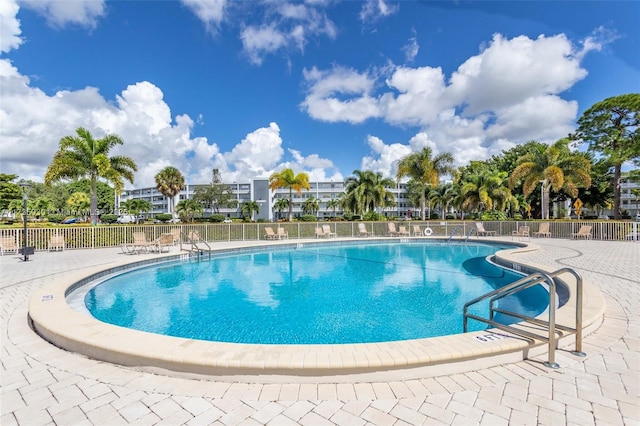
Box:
[83,241,548,344]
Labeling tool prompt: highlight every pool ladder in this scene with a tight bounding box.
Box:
[179,231,212,260]
[463,267,585,368]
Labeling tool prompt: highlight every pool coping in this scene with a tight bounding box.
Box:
[27,238,606,383]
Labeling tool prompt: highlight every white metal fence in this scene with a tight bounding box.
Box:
[0,220,638,252]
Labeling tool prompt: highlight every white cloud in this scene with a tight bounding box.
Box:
[224,122,285,180]
[403,33,419,63]
[181,0,227,33]
[359,0,399,25]
[360,135,411,178]
[20,0,106,29]
[0,0,22,53]
[240,24,288,65]
[301,66,382,123]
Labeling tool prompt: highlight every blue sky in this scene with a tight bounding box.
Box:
[1,0,638,188]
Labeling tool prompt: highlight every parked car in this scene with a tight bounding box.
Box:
[636,214,640,222]
[116,215,136,224]
[223,218,233,223]
[62,217,79,224]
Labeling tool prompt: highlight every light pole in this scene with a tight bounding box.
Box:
[539,180,547,220]
[18,181,31,262]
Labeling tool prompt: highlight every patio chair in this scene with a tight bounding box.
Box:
[152,233,174,253]
[533,222,551,238]
[387,222,400,237]
[412,225,422,236]
[570,225,593,240]
[322,224,336,238]
[264,227,278,240]
[475,222,496,237]
[121,232,152,254]
[511,226,530,241]
[0,236,18,256]
[315,227,327,238]
[187,231,201,242]
[358,222,372,237]
[397,226,410,237]
[169,228,181,244]
[48,235,65,251]
[277,227,289,239]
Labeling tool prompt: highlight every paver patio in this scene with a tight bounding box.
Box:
[1,237,638,425]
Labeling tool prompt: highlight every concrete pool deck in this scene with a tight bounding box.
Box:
[1,238,638,425]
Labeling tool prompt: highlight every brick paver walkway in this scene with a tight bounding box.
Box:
[1,238,638,425]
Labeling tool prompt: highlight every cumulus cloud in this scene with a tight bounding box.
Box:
[0,0,22,53]
[403,32,419,63]
[20,0,106,29]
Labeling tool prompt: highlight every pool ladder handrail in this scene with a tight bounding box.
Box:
[465,227,477,242]
[463,267,585,369]
[179,231,212,260]
[447,226,463,243]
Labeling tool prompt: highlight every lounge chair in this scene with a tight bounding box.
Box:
[187,231,201,242]
[358,222,372,237]
[277,227,289,239]
[152,233,174,253]
[512,226,530,241]
[322,225,336,238]
[0,236,18,256]
[475,222,496,237]
[533,222,551,238]
[387,222,400,237]
[169,228,181,244]
[264,227,278,240]
[397,226,410,237]
[570,225,593,240]
[412,225,422,236]
[315,227,326,238]
[48,235,65,251]
[121,232,152,254]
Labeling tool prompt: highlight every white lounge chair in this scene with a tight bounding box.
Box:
[387,222,400,237]
[264,227,278,240]
[570,225,592,240]
[476,222,496,236]
[0,236,18,256]
[358,223,372,237]
[322,225,336,238]
[277,227,289,239]
[533,222,551,238]
[48,235,65,251]
[512,226,530,241]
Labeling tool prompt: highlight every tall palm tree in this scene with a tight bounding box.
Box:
[45,127,137,225]
[428,183,458,219]
[155,166,185,218]
[120,198,152,223]
[273,197,289,220]
[176,198,203,223]
[509,138,592,220]
[268,168,310,221]
[343,170,396,216]
[240,200,260,221]
[302,196,320,215]
[460,170,513,214]
[326,198,341,218]
[396,147,454,220]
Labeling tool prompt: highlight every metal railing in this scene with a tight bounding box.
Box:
[0,220,637,252]
[463,267,585,368]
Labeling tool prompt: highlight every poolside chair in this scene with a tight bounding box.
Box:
[169,228,181,244]
[315,227,326,238]
[533,222,551,238]
[570,225,593,240]
[322,225,336,238]
[387,222,399,237]
[121,232,152,254]
[152,233,174,253]
[277,227,289,239]
[397,226,410,237]
[358,222,372,237]
[0,236,18,256]
[187,231,201,242]
[412,225,422,236]
[475,222,496,237]
[264,227,278,240]
[48,235,65,251]
[511,226,530,241]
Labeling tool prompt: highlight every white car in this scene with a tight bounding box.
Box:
[223,218,233,223]
[116,215,136,224]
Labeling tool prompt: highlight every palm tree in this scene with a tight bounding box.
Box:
[343,170,396,216]
[302,196,320,215]
[268,168,310,221]
[175,198,203,223]
[460,170,514,214]
[240,200,260,221]
[273,198,289,220]
[509,138,592,220]
[120,198,152,223]
[396,147,454,220]
[428,183,458,219]
[326,198,341,218]
[155,166,185,218]
[44,127,137,225]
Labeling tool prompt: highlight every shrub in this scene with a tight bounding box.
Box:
[297,214,318,222]
[445,214,455,220]
[47,214,65,224]
[155,213,173,223]
[363,211,384,221]
[208,214,225,223]
[429,213,440,220]
[101,214,118,224]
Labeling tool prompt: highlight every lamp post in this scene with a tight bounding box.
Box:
[18,181,31,262]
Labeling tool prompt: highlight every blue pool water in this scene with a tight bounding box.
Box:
[85,242,548,344]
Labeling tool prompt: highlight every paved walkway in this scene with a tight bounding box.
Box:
[1,238,638,425]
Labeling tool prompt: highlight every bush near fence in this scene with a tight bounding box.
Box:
[0,220,638,252]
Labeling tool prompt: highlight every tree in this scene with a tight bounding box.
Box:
[343,170,396,216]
[572,93,640,219]
[240,200,260,221]
[273,198,289,220]
[155,166,185,218]
[460,170,513,214]
[0,174,21,211]
[44,127,137,225]
[396,147,454,220]
[66,191,90,216]
[175,198,203,223]
[428,183,458,219]
[120,198,152,223]
[326,198,341,218]
[268,168,310,221]
[193,169,236,214]
[302,197,320,215]
[509,138,592,219]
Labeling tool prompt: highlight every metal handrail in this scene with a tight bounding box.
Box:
[463,267,585,368]
[180,232,212,260]
[465,227,477,242]
[447,226,462,243]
